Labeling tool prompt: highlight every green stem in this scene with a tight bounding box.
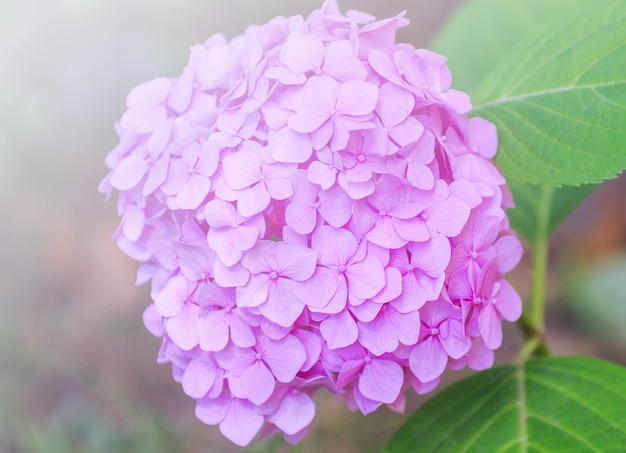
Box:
[518,185,553,359]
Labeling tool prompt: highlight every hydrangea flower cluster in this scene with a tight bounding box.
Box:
[100,0,523,447]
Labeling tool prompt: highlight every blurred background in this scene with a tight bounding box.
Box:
[1,0,624,452]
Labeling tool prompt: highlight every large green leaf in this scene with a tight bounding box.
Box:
[432,0,610,241]
[469,1,626,186]
[384,357,626,453]
[432,0,570,93]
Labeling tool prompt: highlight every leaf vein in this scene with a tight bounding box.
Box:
[527,375,625,432]
[528,412,603,452]
[474,81,626,112]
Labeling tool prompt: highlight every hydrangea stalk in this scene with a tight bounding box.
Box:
[100,0,523,446]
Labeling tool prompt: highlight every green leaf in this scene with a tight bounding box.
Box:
[432,0,570,94]
[384,357,626,453]
[506,181,596,241]
[432,0,609,241]
[470,1,626,186]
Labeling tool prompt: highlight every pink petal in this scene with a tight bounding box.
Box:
[204,199,236,227]
[268,392,315,436]
[494,280,522,322]
[366,216,407,249]
[274,242,317,281]
[495,236,523,274]
[359,359,404,403]
[280,32,325,74]
[409,337,448,383]
[213,258,250,288]
[323,39,367,81]
[165,303,200,351]
[358,314,397,355]
[122,203,144,242]
[410,233,451,277]
[223,150,261,190]
[285,201,317,234]
[345,256,386,300]
[295,267,338,309]
[109,155,147,190]
[269,126,313,163]
[219,399,264,447]
[288,107,331,134]
[154,275,188,317]
[478,303,502,350]
[467,117,498,158]
[294,329,322,371]
[260,280,305,327]
[237,183,270,217]
[143,152,169,195]
[390,117,425,148]
[320,310,358,349]
[317,185,353,227]
[182,357,218,398]
[336,81,378,116]
[263,334,306,382]
[429,196,470,237]
[236,274,270,308]
[312,225,358,267]
[264,174,294,200]
[240,361,275,405]
[195,395,229,425]
[197,310,230,351]
[229,313,256,348]
[377,83,414,127]
[176,173,211,209]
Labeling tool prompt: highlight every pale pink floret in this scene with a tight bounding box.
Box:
[409,298,471,383]
[238,241,317,327]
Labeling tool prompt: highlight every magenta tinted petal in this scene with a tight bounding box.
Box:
[223,150,261,190]
[195,395,229,425]
[198,310,230,351]
[494,280,522,322]
[429,196,470,237]
[154,276,188,317]
[296,267,338,309]
[219,398,264,447]
[320,310,358,349]
[182,357,218,398]
[336,81,378,116]
[346,256,386,300]
[288,108,331,134]
[176,174,211,209]
[260,280,305,327]
[495,235,523,273]
[478,303,503,350]
[409,337,448,383]
[269,126,313,163]
[268,391,316,435]
[228,314,256,348]
[240,361,275,405]
[359,359,404,403]
[263,335,306,382]
[358,315,397,356]
[109,155,147,190]
[280,32,324,74]
[165,303,200,351]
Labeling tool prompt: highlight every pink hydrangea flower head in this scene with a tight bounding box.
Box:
[101,0,522,446]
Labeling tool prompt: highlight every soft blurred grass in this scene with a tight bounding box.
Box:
[1,0,624,452]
